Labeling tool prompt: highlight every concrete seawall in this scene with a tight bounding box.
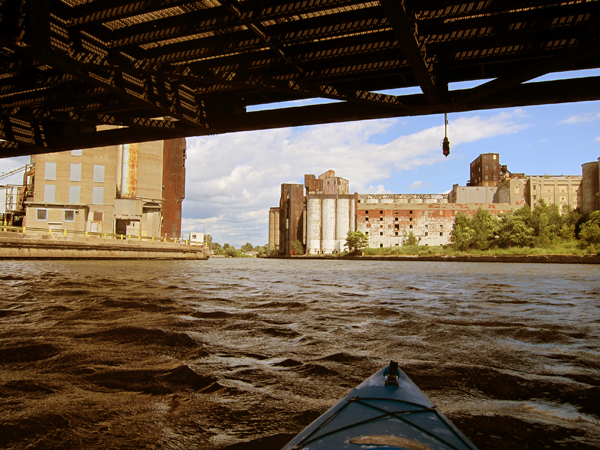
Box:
[0,233,210,260]
[267,254,600,264]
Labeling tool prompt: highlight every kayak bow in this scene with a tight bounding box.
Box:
[281,361,479,450]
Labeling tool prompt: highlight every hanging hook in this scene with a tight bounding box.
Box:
[441,113,450,157]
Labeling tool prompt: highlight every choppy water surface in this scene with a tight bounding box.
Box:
[0,259,598,450]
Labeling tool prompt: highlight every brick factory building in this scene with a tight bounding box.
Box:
[269,155,600,255]
[23,133,186,238]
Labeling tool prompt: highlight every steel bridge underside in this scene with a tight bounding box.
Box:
[1,0,599,157]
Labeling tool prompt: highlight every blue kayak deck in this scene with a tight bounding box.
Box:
[282,362,479,450]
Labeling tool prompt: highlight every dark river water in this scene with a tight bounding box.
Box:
[0,259,598,450]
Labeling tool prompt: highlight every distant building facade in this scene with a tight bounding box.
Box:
[24,136,186,238]
[269,154,600,255]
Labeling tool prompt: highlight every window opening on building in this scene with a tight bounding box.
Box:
[36,209,47,221]
[69,186,80,204]
[440,232,443,236]
[409,225,413,229]
[93,211,103,222]
[92,187,104,205]
[64,210,75,222]
[71,149,82,156]
[94,165,105,183]
[70,163,81,182]
[380,244,383,248]
[45,162,57,180]
[380,232,383,236]
[425,232,429,236]
[380,210,383,214]
[44,185,56,203]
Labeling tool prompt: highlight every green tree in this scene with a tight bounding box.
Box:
[451,212,475,251]
[345,231,368,252]
[223,243,231,250]
[402,231,418,246]
[497,209,534,248]
[531,199,560,247]
[255,244,268,256]
[291,240,305,255]
[224,247,238,257]
[470,209,499,250]
[241,242,254,253]
[204,234,213,247]
[580,211,600,251]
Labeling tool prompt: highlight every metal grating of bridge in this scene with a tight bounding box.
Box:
[1,0,599,157]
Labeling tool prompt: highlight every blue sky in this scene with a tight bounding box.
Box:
[2,70,599,248]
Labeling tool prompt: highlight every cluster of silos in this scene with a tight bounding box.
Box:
[268,207,280,252]
[306,194,355,254]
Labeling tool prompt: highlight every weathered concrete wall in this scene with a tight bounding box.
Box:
[335,197,350,252]
[268,207,281,252]
[528,175,583,211]
[26,146,118,234]
[307,197,322,254]
[581,160,600,215]
[279,184,304,255]
[0,234,209,260]
[449,185,498,203]
[321,197,336,253]
[161,138,186,239]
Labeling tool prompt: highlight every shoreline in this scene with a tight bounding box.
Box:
[0,233,210,260]
[265,254,600,264]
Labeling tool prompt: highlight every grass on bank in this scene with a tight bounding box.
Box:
[343,239,597,257]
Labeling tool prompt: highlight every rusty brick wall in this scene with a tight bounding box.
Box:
[161,138,186,239]
[357,196,519,248]
[279,184,304,255]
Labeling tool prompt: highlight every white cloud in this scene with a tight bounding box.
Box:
[558,112,600,124]
[183,110,528,247]
[596,136,600,142]
[410,180,432,190]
